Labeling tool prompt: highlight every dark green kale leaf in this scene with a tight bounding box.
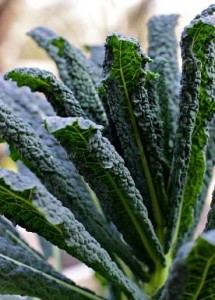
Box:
[27,27,108,127]
[45,115,166,270]
[5,68,86,118]
[165,5,215,252]
[0,170,113,300]
[160,230,215,300]
[0,99,144,279]
[102,33,167,244]
[147,14,180,158]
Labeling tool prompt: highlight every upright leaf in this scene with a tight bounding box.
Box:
[27,26,108,126]
[45,116,166,269]
[28,27,101,84]
[166,6,215,251]
[0,168,147,300]
[147,15,180,157]
[102,33,167,242]
[160,230,215,300]
[0,100,144,278]
[184,119,215,243]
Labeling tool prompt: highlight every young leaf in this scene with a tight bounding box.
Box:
[165,6,215,252]
[27,26,108,126]
[0,168,147,300]
[160,230,215,300]
[0,217,103,300]
[0,100,143,277]
[45,116,166,269]
[102,33,167,241]
[147,15,180,157]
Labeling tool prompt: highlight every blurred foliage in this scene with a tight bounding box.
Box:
[0,0,152,71]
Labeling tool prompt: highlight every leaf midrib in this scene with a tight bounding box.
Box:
[106,171,160,265]
[0,185,63,235]
[190,252,215,300]
[71,123,163,265]
[118,40,163,233]
[0,253,103,300]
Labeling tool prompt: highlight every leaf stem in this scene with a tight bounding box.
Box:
[106,172,160,266]
[145,251,172,296]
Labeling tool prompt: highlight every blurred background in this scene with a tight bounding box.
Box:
[0,0,215,73]
[0,0,214,296]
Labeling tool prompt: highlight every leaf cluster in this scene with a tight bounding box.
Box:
[0,5,214,300]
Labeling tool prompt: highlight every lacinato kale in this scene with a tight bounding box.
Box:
[0,4,214,300]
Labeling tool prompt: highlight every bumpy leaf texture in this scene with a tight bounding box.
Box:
[27,26,108,127]
[165,5,215,251]
[45,116,165,270]
[102,33,167,245]
[2,76,143,278]
[0,100,148,299]
[0,168,147,300]
[187,118,215,241]
[147,14,180,158]
[160,230,215,300]
[0,78,78,173]
[0,216,101,300]
[5,68,86,118]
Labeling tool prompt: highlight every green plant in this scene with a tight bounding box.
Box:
[0,4,215,300]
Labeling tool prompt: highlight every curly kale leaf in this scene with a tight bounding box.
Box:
[186,118,215,241]
[166,5,215,251]
[0,216,95,300]
[0,77,92,214]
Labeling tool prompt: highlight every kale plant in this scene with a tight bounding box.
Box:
[0,5,214,300]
